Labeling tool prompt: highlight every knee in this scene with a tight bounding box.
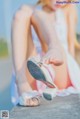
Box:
[13,10,24,21]
[13,5,33,22]
[21,5,32,12]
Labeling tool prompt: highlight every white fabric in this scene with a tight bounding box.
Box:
[54,9,80,95]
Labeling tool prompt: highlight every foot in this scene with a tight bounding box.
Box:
[41,48,63,66]
[19,92,40,106]
[24,97,40,106]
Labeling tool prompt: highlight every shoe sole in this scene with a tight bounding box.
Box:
[42,88,57,100]
[27,60,55,88]
[43,93,52,100]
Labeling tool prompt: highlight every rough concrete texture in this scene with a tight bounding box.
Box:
[10,94,80,119]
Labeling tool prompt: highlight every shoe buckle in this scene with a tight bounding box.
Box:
[38,62,43,67]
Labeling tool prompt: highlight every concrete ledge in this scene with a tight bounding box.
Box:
[10,95,80,119]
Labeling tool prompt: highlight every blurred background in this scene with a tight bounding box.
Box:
[0,0,80,111]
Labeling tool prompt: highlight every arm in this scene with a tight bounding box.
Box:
[67,5,77,57]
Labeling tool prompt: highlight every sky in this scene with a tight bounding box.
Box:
[0,0,80,42]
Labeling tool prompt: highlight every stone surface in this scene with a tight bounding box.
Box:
[10,95,80,119]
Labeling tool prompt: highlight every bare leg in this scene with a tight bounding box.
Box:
[53,50,72,90]
[31,11,63,66]
[41,26,72,89]
[41,27,63,65]
[11,5,38,96]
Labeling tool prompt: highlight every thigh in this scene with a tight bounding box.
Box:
[53,50,72,89]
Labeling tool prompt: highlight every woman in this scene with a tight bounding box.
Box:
[11,0,80,106]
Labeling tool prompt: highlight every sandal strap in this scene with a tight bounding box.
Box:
[31,96,40,106]
[18,91,40,106]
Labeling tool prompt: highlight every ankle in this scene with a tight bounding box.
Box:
[15,63,32,95]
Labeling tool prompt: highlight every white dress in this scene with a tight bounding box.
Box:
[53,9,80,96]
[11,8,80,105]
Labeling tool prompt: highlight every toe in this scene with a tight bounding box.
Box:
[26,98,40,106]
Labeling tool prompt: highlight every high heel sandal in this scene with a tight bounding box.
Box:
[18,91,40,107]
[27,56,58,100]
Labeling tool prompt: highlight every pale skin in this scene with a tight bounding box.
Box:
[11,1,78,106]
